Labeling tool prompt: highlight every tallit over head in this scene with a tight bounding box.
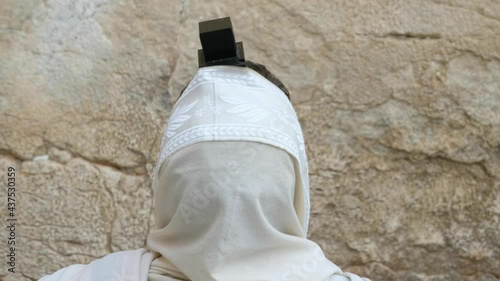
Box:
[146,65,369,281]
[153,65,311,234]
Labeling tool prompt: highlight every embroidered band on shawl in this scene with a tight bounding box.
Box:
[153,65,311,235]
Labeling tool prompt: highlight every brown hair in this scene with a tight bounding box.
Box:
[178,60,291,100]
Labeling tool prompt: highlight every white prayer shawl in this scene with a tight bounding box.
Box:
[38,65,371,281]
[39,248,156,281]
[147,65,371,281]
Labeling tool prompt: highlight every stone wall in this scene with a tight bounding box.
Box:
[0,0,499,280]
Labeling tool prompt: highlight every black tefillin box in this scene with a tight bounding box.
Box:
[198,17,246,68]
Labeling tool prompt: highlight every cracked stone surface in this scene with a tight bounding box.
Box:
[0,0,499,280]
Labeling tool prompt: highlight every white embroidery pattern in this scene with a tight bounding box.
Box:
[179,68,263,103]
[159,124,299,163]
[220,95,269,122]
[165,100,198,138]
[220,93,308,162]
[195,95,221,117]
[155,66,311,235]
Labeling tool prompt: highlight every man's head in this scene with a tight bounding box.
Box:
[178,60,291,100]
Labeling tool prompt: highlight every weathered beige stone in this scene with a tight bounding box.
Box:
[1,0,499,280]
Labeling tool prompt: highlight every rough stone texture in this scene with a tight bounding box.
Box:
[0,0,499,280]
